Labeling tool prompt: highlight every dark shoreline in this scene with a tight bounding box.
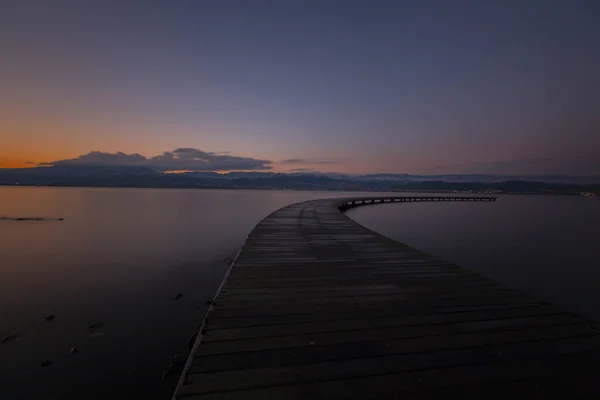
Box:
[1,183,597,197]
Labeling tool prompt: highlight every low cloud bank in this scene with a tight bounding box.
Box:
[42,148,273,171]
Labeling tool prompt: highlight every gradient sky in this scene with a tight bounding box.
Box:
[1,0,599,174]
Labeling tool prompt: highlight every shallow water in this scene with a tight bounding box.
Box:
[0,187,394,400]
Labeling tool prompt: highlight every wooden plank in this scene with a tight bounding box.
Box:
[208,300,545,320]
[206,304,561,329]
[206,305,563,331]
[198,314,584,354]
[215,291,529,308]
[217,286,514,302]
[205,312,577,341]
[180,351,600,398]
[182,337,600,394]
[190,324,600,374]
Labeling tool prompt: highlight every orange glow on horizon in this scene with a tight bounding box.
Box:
[0,151,66,169]
[0,155,37,169]
[0,161,32,169]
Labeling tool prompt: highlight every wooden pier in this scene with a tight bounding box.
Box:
[174,196,600,399]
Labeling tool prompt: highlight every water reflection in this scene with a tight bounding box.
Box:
[0,187,397,399]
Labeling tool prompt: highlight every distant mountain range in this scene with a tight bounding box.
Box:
[1,166,599,195]
[182,171,600,184]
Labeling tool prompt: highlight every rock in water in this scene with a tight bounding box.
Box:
[69,346,79,354]
[88,322,104,332]
[162,358,185,379]
[1,333,19,344]
[45,314,55,322]
[174,293,183,300]
[161,363,176,379]
[40,360,53,367]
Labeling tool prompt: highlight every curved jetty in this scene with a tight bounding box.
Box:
[174,196,600,399]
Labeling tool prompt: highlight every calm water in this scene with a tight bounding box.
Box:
[349,195,600,321]
[0,187,395,400]
[1,188,599,399]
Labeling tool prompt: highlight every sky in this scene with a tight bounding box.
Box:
[1,0,599,175]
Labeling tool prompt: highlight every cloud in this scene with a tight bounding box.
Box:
[280,158,340,165]
[288,168,314,172]
[41,152,147,167]
[42,148,273,171]
[281,158,306,164]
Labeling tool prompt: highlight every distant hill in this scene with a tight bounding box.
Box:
[1,166,599,195]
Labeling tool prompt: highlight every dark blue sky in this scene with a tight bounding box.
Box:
[2,0,599,174]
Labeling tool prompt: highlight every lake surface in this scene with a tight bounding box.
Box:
[0,187,395,400]
[1,187,599,399]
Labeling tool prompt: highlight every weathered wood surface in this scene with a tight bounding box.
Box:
[174,196,600,399]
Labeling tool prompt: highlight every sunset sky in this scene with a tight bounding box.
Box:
[1,0,599,175]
